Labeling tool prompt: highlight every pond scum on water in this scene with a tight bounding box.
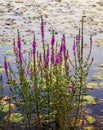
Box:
[0,16,96,130]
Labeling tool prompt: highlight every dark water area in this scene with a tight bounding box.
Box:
[87,89,103,116]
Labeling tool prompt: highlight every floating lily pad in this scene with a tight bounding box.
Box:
[0,104,15,112]
[5,113,23,123]
[95,39,103,47]
[6,49,13,54]
[82,95,96,105]
[0,42,10,45]
[99,63,103,67]
[92,72,103,80]
[86,115,96,124]
[98,82,103,88]
[86,82,97,89]
[0,68,4,74]
[0,100,7,105]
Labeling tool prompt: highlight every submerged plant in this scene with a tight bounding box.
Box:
[3,16,93,130]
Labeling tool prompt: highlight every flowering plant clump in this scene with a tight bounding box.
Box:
[3,16,93,130]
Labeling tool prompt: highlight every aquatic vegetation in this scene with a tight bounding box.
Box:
[1,16,93,130]
[82,95,96,105]
[85,115,96,124]
[86,82,98,89]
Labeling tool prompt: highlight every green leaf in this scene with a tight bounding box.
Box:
[86,82,97,89]
[0,104,15,112]
[0,68,4,74]
[5,113,23,123]
[82,95,96,105]
[86,115,96,124]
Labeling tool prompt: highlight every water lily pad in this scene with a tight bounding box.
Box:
[92,72,103,80]
[95,39,103,47]
[5,113,23,123]
[6,49,13,54]
[0,100,7,105]
[86,82,97,89]
[98,82,103,88]
[85,115,96,124]
[0,68,4,74]
[99,63,103,67]
[0,104,15,112]
[82,95,96,105]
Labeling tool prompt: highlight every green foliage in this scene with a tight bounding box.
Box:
[86,115,96,124]
[3,16,93,130]
[5,113,23,123]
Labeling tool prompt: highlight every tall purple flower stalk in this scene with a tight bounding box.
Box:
[17,30,21,51]
[73,39,76,56]
[51,31,55,65]
[60,43,66,54]
[60,34,66,55]
[4,56,8,77]
[55,53,62,65]
[17,30,23,64]
[51,31,55,46]
[76,34,80,47]
[32,36,36,57]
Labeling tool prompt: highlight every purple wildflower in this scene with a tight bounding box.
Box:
[34,85,37,90]
[55,53,62,65]
[51,31,55,46]
[76,34,80,47]
[60,34,66,54]
[17,31,21,51]
[60,43,66,54]
[50,54,54,64]
[70,85,75,92]
[45,57,49,67]
[4,56,8,77]
[32,39,36,56]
